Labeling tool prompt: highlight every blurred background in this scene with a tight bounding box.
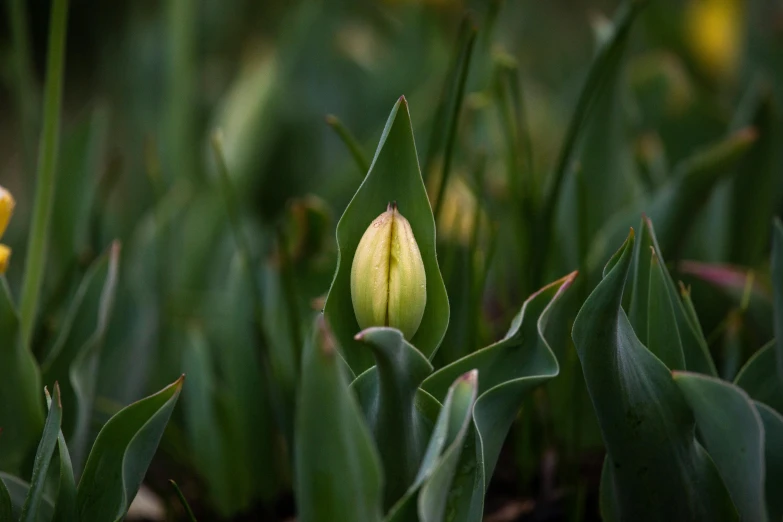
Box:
[1,0,782,520]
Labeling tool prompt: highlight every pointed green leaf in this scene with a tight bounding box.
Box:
[755,401,783,521]
[41,242,120,472]
[0,473,53,522]
[673,372,766,522]
[295,318,383,522]
[76,376,183,521]
[0,278,43,472]
[417,372,477,522]
[629,219,655,342]
[385,371,478,522]
[351,327,433,508]
[47,388,75,522]
[324,96,449,373]
[632,217,717,376]
[734,341,783,413]
[20,383,63,522]
[573,231,736,521]
[646,251,685,370]
[420,272,575,521]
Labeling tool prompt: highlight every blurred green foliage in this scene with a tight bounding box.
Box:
[1,0,783,519]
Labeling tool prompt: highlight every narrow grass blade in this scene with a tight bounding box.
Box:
[19,0,69,347]
[326,114,370,177]
[169,480,197,522]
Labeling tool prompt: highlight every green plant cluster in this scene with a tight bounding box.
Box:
[1,0,782,520]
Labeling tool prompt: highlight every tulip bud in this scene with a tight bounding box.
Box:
[0,186,15,239]
[0,245,10,274]
[0,186,14,274]
[350,203,426,339]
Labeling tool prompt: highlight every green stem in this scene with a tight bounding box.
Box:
[325,114,369,177]
[424,16,473,182]
[169,480,198,522]
[433,22,477,224]
[7,0,38,179]
[167,0,198,182]
[19,0,69,348]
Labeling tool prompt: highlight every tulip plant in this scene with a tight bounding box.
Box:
[0,1,183,520]
[296,95,576,522]
[2,0,783,520]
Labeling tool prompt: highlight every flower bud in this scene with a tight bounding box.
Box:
[0,245,10,274]
[0,186,15,239]
[0,186,14,274]
[350,202,426,339]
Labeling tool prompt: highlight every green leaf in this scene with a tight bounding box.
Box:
[41,242,121,472]
[385,371,478,522]
[420,272,575,521]
[539,0,647,283]
[431,16,477,224]
[673,372,766,522]
[734,341,783,413]
[0,473,53,522]
[47,389,76,522]
[295,318,383,522]
[18,0,69,346]
[589,129,756,274]
[20,383,63,522]
[76,376,183,521]
[0,473,11,522]
[324,97,449,374]
[208,253,281,510]
[326,114,369,177]
[181,327,236,514]
[646,250,686,370]
[629,218,716,375]
[49,105,109,281]
[0,275,44,473]
[544,0,647,224]
[773,218,783,389]
[351,327,433,508]
[572,230,737,521]
[725,84,780,266]
[755,401,783,522]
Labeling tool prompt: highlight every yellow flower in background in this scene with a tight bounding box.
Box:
[0,186,16,274]
[686,0,744,79]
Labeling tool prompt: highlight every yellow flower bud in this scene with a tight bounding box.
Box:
[0,186,15,239]
[350,203,427,339]
[0,245,10,275]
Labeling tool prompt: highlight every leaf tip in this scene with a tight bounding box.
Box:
[173,374,186,390]
[110,240,122,258]
[460,369,478,385]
